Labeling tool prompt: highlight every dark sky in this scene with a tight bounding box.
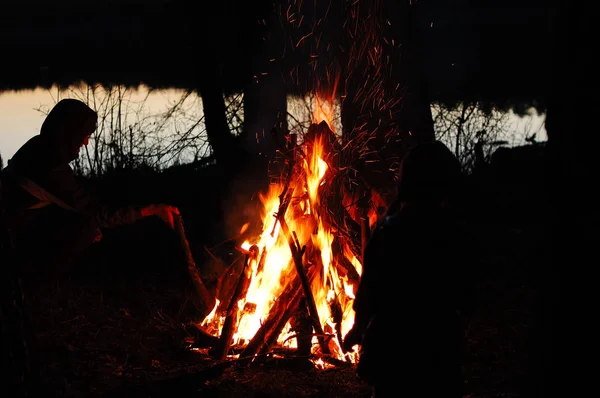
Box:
[1,0,557,110]
[416,0,553,109]
[275,0,554,110]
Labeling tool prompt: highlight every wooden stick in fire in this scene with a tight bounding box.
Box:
[258,285,304,356]
[278,217,332,356]
[329,291,344,353]
[173,214,215,312]
[260,264,318,356]
[266,130,331,355]
[269,165,331,355]
[239,272,303,360]
[211,245,258,360]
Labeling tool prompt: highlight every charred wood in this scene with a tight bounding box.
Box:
[240,272,304,361]
[329,294,344,353]
[259,291,303,357]
[210,246,257,359]
[289,297,312,356]
[174,215,215,314]
[186,323,220,349]
[331,238,360,283]
[256,265,318,359]
[279,217,331,356]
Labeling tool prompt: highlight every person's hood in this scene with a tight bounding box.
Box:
[40,99,97,163]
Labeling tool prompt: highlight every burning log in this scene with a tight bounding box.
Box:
[259,290,303,356]
[200,118,376,366]
[174,214,215,312]
[289,297,312,356]
[262,261,319,357]
[341,211,363,259]
[243,264,319,361]
[210,245,258,359]
[329,293,344,352]
[185,323,220,349]
[332,238,360,283]
[319,196,363,267]
[270,140,334,356]
[255,246,268,276]
[240,271,304,360]
[279,218,331,356]
[271,185,293,236]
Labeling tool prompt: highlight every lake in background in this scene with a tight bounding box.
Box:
[0,84,547,167]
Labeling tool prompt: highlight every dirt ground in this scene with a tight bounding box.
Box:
[24,214,542,398]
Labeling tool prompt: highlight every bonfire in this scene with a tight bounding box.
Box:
[195,99,385,368]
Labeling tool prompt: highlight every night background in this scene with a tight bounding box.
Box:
[0,0,594,397]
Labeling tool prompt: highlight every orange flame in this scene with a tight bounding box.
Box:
[202,96,362,362]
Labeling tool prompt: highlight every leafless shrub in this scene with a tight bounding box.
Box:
[432,102,512,173]
[37,83,244,177]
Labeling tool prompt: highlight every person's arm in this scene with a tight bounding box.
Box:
[140,203,180,229]
[43,164,179,229]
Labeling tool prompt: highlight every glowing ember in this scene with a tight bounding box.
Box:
[201,97,365,364]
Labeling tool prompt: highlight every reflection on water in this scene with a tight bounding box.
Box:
[0,85,211,169]
[0,84,546,172]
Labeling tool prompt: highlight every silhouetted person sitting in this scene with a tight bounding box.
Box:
[1,98,180,283]
[0,98,182,395]
[343,140,473,397]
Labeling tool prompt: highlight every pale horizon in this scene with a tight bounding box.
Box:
[0,85,195,163]
[0,85,547,165]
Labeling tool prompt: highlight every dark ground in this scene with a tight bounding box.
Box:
[23,146,546,397]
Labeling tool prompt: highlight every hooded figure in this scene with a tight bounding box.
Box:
[0,98,179,283]
[39,98,98,163]
[0,99,181,396]
[343,140,474,398]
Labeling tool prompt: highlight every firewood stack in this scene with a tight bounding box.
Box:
[194,121,372,366]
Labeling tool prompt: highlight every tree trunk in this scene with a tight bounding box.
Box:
[385,0,435,142]
[198,70,237,169]
[242,72,288,158]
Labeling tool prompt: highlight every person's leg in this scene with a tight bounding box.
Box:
[0,251,43,396]
[46,218,101,277]
[13,211,101,286]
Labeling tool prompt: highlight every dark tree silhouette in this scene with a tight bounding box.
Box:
[526,1,595,397]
